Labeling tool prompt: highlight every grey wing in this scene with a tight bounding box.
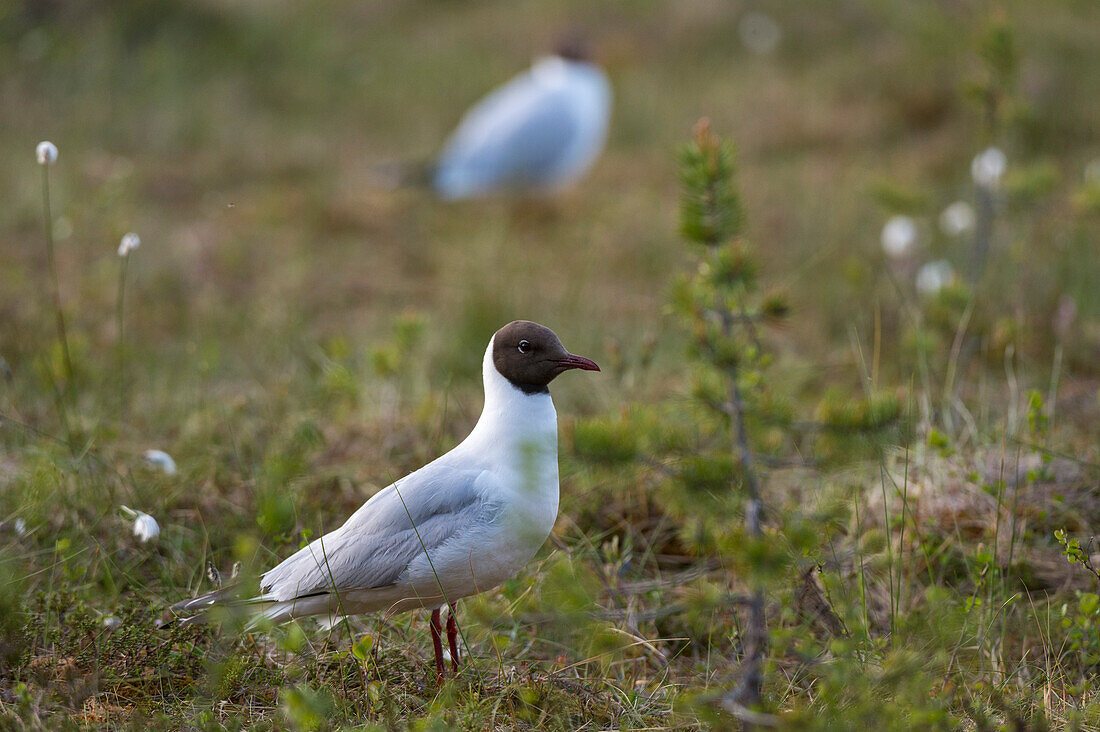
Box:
[435,85,579,193]
[260,464,500,602]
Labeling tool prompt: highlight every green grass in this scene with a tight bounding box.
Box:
[3,0,1100,728]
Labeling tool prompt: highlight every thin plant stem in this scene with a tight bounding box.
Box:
[970,182,995,281]
[882,265,934,431]
[1047,342,1063,435]
[878,462,895,638]
[41,164,74,383]
[852,324,896,636]
[391,481,475,677]
[853,485,870,640]
[117,253,129,416]
[894,386,913,626]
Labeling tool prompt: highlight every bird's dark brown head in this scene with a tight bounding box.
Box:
[554,33,592,63]
[492,320,600,395]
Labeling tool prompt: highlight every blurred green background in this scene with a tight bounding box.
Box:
[4,0,1098,406]
[3,0,1100,728]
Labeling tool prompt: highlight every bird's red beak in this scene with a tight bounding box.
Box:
[556,353,600,372]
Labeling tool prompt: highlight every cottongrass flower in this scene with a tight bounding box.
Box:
[739,11,782,55]
[117,232,140,412]
[36,140,74,388]
[916,260,956,296]
[121,505,161,543]
[143,449,177,475]
[13,518,27,536]
[971,147,1007,187]
[939,201,976,237]
[118,232,141,257]
[102,617,122,630]
[53,217,73,241]
[1085,158,1100,185]
[36,141,58,165]
[881,215,918,258]
[133,513,160,542]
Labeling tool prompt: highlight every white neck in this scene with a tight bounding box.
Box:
[532,55,570,85]
[459,336,558,464]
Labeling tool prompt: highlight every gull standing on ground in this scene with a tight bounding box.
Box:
[430,39,612,199]
[173,321,599,678]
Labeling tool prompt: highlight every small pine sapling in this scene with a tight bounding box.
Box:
[670,121,898,722]
[672,119,781,718]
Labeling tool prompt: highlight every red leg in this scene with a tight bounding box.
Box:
[446,605,460,672]
[429,608,445,680]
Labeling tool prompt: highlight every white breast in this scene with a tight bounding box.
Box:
[401,338,561,599]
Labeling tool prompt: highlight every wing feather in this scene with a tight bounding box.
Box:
[259,464,499,602]
[435,77,580,195]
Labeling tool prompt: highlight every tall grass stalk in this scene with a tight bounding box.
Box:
[116,233,140,415]
[852,485,870,640]
[35,142,73,444]
[38,144,74,384]
[315,536,374,703]
[878,463,896,638]
[894,387,916,627]
[391,481,473,676]
[851,324,898,637]
[117,250,129,414]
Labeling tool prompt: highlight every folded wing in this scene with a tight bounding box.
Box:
[259,463,501,603]
[434,75,581,197]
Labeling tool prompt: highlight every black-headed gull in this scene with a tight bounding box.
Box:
[173,321,599,678]
[431,42,612,199]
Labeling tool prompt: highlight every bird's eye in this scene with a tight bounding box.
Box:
[517,340,531,354]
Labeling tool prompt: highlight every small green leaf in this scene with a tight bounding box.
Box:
[352,634,374,661]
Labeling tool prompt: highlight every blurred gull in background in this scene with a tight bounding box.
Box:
[431,38,611,199]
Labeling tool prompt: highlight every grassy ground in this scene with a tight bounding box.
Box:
[3,0,1100,728]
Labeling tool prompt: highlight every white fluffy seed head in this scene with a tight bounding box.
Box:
[143,449,177,475]
[916,260,956,296]
[881,215,918,258]
[36,141,58,165]
[1085,159,1100,185]
[739,12,782,55]
[132,512,160,543]
[971,147,1007,187]
[118,232,141,257]
[939,201,975,237]
[53,217,73,241]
